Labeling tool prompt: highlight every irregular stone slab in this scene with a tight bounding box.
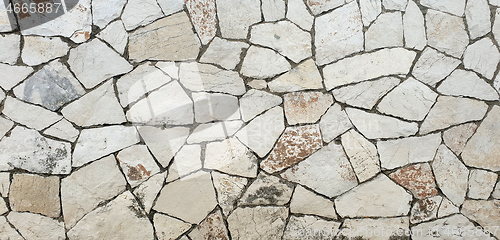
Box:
[117,64,172,107]
[359,0,381,26]
[68,39,132,89]
[156,61,179,79]
[68,191,154,240]
[426,10,469,58]
[493,184,500,199]
[438,197,460,218]
[97,20,128,55]
[389,163,439,199]
[338,217,410,240]
[332,77,400,110]
[410,196,442,224]
[128,12,201,62]
[72,126,140,167]
[212,171,248,215]
[466,0,491,39]
[290,185,337,219]
[377,78,438,121]
[432,145,469,206]
[421,0,466,16]
[315,1,363,65]
[62,80,125,127]
[200,37,249,70]
[462,106,500,171]
[192,92,240,123]
[323,48,416,89]
[154,213,191,240]
[250,21,311,63]
[462,200,500,239]
[262,0,285,21]
[121,0,163,30]
[189,210,229,240]
[268,59,323,93]
[287,0,313,30]
[319,104,352,143]
[61,155,127,229]
[0,3,16,32]
[0,63,33,90]
[0,197,6,215]
[127,81,194,125]
[365,12,403,51]
[468,169,498,200]
[9,174,60,218]
[205,138,258,178]
[283,215,341,240]
[412,47,461,87]
[216,0,261,39]
[154,171,218,224]
[411,214,487,240]
[341,129,380,182]
[284,91,333,125]
[14,60,85,111]
[186,0,217,45]
[8,211,65,240]
[420,96,488,134]
[117,145,160,188]
[179,62,246,95]
[167,145,202,182]
[335,174,412,218]
[3,96,62,130]
[346,108,418,139]
[240,89,282,122]
[404,0,426,50]
[383,0,408,10]
[187,123,228,144]
[227,206,288,239]
[463,37,500,80]
[235,107,285,157]
[133,172,167,213]
[0,126,71,174]
[439,70,498,101]
[0,117,12,140]
[0,172,9,197]
[137,126,189,167]
[0,217,23,240]
[157,0,185,16]
[306,0,344,15]
[240,46,291,79]
[92,0,127,29]
[22,36,69,66]
[0,34,19,65]
[378,134,441,170]
[282,142,358,198]
[239,173,293,206]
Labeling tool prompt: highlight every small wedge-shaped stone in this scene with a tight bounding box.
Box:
[389,163,439,199]
[68,191,154,239]
[250,21,311,63]
[420,96,488,134]
[62,80,126,127]
[72,126,140,167]
[462,106,500,171]
[432,145,469,206]
[287,0,313,30]
[216,0,261,39]
[283,215,341,240]
[262,0,285,21]
[137,126,190,167]
[438,197,459,218]
[92,0,127,29]
[411,214,485,240]
[412,47,461,87]
[239,173,294,206]
[128,12,201,62]
[228,206,288,240]
[0,63,33,90]
[426,10,469,58]
[378,134,441,170]
[339,217,410,239]
[341,129,380,182]
[333,77,400,110]
[0,217,23,240]
[268,59,323,93]
[97,21,128,55]
[8,212,65,240]
[336,174,412,218]
[443,122,478,155]
[127,81,194,125]
[9,174,60,218]
[192,92,240,123]
[186,0,217,45]
[346,108,418,139]
[463,37,500,80]
[62,155,127,229]
[466,0,491,39]
[240,46,291,79]
[0,117,13,140]
[468,169,498,199]
[22,36,70,66]
[462,200,500,239]
[154,213,191,240]
[205,138,258,178]
[323,48,416,89]
[0,126,71,174]
[240,89,282,122]
[282,142,358,198]
[404,0,427,50]
[359,0,382,26]
[235,107,285,157]
[377,78,438,121]
[154,171,218,224]
[179,62,246,95]
[189,210,229,240]
[284,91,333,125]
[319,104,352,143]
[315,1,363,65]
[290,185,337,219]
[68,39,132,89]
[0,172,10,197]
[421,0,466,16]
[121,0,163,30]
[117,145,160,188]
[438,70,499,101]
[133,172,167,213]
[212,171,248,215]
[3,96,62,130]
[365,12,404,51]
[261,125,323,173]
[200,37,249,70]
[410,196,442,224]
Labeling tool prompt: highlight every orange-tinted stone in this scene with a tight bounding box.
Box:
[389,163,438,199]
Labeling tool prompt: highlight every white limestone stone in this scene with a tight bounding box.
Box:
[466,0,492,39]
[133,172,167,213]
[166,144,202,182]
[468,169,498,200]
[359,0,381,26]
[412,47,461,86]
[0,117,11,140]
[341,129,380,182]
[216,0,261,39]
[421,0,466,16]
[365,12,404,51]
[438,69,499,101]
[97,20,128,55]
[157,0,185,16]
[284,91,333,125]
[205,138,258,178]
[290,185,337,219]
[22,36,69,66]
[268,59,323,93]
[211,171,248,215]
[319,104,352,143]
[156,62,178,79]
[240,46,291,79]
[438,197,460,218]
[239,173,293,206]
[0,217,22,240]
[306,0,345,15]
[382,0,408,10]
[187,122,229,144]
[2,96,62,130]
[8,212,65,240]
[493,184,500,199]
[287,0,313,31]
[411,214,482,240]
[43,119,80,142]
[228,206,288,239]
[432,145,469,206]
[179,62,246,95]
[200,37,249,70]
[154,213,192,240]
[121,0,163,30]
[92,0,127,29]
[117,145,160,188]
[404,0,427,50]
[443,122,478,155]
[494,9,500,46]
[345,108,418,139]
[240,89,282,122]
[332,77,400,110]
[463,37,500,80]
[192,92,240,123]
[0,3,15,32]
[0,63,33,90]
[426,9,469,58]
[283,215,341,239]
[262,0,285,21]
[339,217,410,240]
[491,0,500,6]
[0,172,9,197]
[137,126,189,167]
[461,200,500,239]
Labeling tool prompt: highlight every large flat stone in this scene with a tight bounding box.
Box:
[216,0,261,39]
[9,174,60,218]
[426,9,469,58]
[227,206,288,239]
[200,37,248,70]
[121,0,163,30]
[268,59,323,93]
[412,47,461,87]
[438,69,499,101]
[179,62,246,96]
[137,126,190,167]
[341,129,380,182]
[463,37,500,80]
[332,77,400,110]
[290,185,337,219]
[212,171,248,215]
[319,104,352,143]
[240,46,291,79]
[8,212,65,240]
[284,91,333,125]
[186,0,217,45]
[404,0,427,50]
[205,138,258,178]
[346,108,419,139]
[432,145,469,206]
[365,12,404,51]
[240,89,282,122]
[2,96,62,130]
[462,200,500,239]
[21,36,69,66]
[389,163,439,199]
[239,173,294,206]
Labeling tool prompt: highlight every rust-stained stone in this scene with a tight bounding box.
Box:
[443,122,478,155]
[9,174,60,218]
[410,196,442,224]
[284,91,334,125]
[261,124,323,173]
[189,210,229,240]
[186,0,217,45]
[389,163,438,199]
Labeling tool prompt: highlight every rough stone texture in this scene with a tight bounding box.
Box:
[186,122,234,144]
[466,0,491,39]
[261,125,323,173]
[92,0,127,29]
[432,145,469,206]
[137,126,190,167]
[412,47,461,87]
[438,197,460,218]
[332,77,400,110]
[0,3,16,32]
[359,0,381,26]
[461,200,500,239]
[468,169,498,200]
[154,213,191,240]
[240,46,291,79]
[404,0,427,50]
[0,172,10,197]
[421,0,466,16]
[0,34,19,65]
[262,0,285,22]
[200,37,249,70]
[179,62,246,96]
[315,1,363,66]
[282,142,358,198]
[205,138,258,178]
[117,145,160,188]
[268,59,323,93]
[0,63,33,90]
[227,206,288,240]
[323,48,416,89]
[339,217,410,240]
[410,196,442,224]
[0,117,13,140]
[189,210,229,240]
[240,89,282,122]
[438,69,498,101]
[216,0,261,39]
[426,9,469,58]
[463,37,500,80]
[443,122,478,155]
[157,0,185,16]
[8,211,66,240]
[121,0,163,30]
[22,36,69,66]
[283,215,341,240]
[335,174,412,218]
[9,174,60,218]
[133,172,167,213]
[192,92,240,123]
[239,173,294,206]
[411,214,485,240]
[0,217,23,240]
[345,108,419,139]
[383,0,408,10]
[186,0,217,45]
[128,12,201,62]
[212,171,248,215]
[97,21,128,55]
[156,61,179,79]
[287,0,313,31]
[167,145,202,182]
[389,163,439,199]
[365,12,404,51]
[3,96,62,130]
[290,185,337,219]
[319,104,352,143]
[284,91,333,125]
[493,184,500,199]
[341,129,380,182]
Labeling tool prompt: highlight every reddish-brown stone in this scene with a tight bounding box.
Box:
[186,0,217,45]
[389,163,438,199]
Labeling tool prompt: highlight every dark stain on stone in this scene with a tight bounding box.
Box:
[245,186,283,204]
[127,164,151,181]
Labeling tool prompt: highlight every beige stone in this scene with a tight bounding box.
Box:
[284,91,333,125]
[9,174,60,218]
